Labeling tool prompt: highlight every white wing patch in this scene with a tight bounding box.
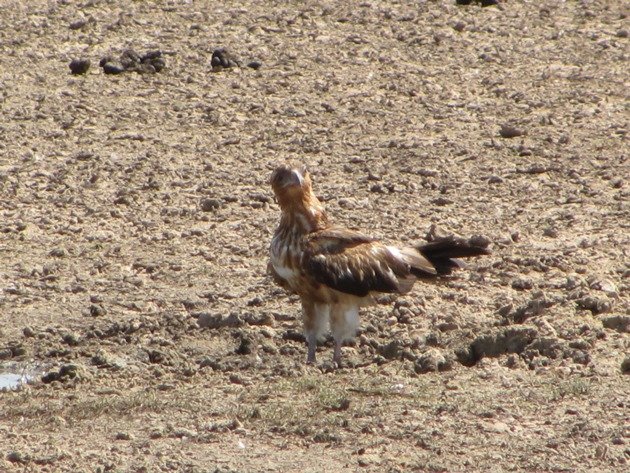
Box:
[386,245,404,261]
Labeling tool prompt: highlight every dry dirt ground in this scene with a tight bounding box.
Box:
[0,0,628,471]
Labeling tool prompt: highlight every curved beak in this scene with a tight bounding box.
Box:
[290,169,304,187]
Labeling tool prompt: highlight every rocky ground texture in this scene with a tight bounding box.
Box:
[0,0,628,472]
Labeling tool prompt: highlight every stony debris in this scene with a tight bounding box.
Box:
[456,326,538,366]
[414,349,453,373]
[99,49,166,75]
[499,124,526,139]
[576,295,612,314]
[456,0,499,5]
[211,48,239,71]
[234,335,254,355]
[601,315,630,333]
[196,312,244,329]
[69,58,90,75]
[41,364,90,383]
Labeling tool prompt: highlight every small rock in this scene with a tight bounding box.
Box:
[23,327,36,338]
[414,349,452,373]
[499,124,526,139]
[512,278,534,291]
[120,49,141,69]
[6,451,29,464]
[69,18,90,30]
[590,279,618,297]
[171,428,197,439]
[465,326,538,364]
[543,227,558,238]
[601,315,630,333]
[89,304,107,317]
[42,363,89,383]
[102,62,125,75]
[0,348,13,360]
[211,48,239,70]
[378,340,402,360]
[247,61,262,70]
[576,296,611,314]
[49,247,66,257]
[622,356,630,374]
[69,58,90,75]
[62,332,81,346]
[200,198,222,212]
[234,336,254,355]
[616,29,628,38]
[197,312,243,329]
[432,197,453,206]
[115,432,133,441]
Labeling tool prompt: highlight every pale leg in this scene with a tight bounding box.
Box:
[330,304,360,366]
[301,299,330,364]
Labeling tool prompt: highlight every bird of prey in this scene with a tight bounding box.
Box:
[269,164,490,366]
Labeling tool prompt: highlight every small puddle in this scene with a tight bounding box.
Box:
[0,362,46,391]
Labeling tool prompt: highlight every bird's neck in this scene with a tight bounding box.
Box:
[280,191,329,234]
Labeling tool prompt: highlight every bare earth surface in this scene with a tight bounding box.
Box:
[0,0,628,471]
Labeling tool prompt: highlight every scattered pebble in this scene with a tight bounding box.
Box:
[601,315,629,334]
[576,296,611,314]
[211,48,239,71]
[197,312,243,329]
[7,451,29,464]
[499,124,526,139]
[102,61,125,75]
[69,58,90,75]
[512,278,534,291]
[200,198,222,212]
[22,327,36,338]
[234,335,254,355]
[414,349,452,373]
[100,49,166,75]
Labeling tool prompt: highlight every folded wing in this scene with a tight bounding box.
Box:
[302,227,423,297]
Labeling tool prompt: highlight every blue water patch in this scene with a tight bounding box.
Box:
[0,362,46,391]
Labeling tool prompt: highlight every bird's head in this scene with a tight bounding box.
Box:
[270,164,312,207]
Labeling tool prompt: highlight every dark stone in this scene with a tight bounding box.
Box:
[69,58,90,75]
[235,336,254,355]
[499,124,526,139]
[102,62,125,75]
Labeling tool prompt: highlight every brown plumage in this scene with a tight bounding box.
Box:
[269,164,490,365]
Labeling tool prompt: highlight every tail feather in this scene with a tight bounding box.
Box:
[412,236,490,277]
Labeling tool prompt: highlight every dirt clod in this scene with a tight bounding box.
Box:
[499,124,526,139]
[69,58,90,75]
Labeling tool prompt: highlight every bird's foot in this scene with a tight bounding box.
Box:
[332,342,342,368]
